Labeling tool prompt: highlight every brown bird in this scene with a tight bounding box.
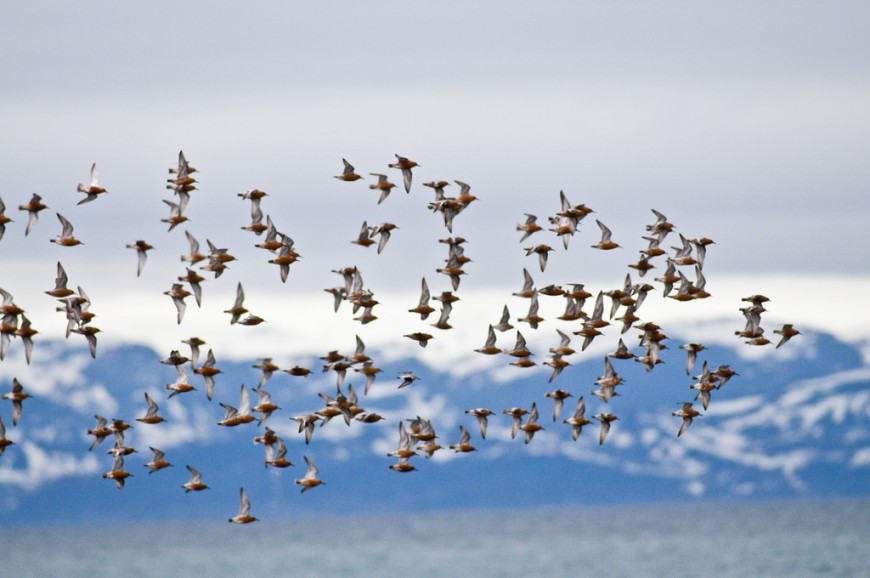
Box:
[351,221,376,248]
[18,193,48,236]
[774,324,801,348]
[144,447,172,474]
[224,283,248,324]
[519,403,543,444]
[518,293,544,329]
[181,231,207,265]
[512,269,536,299]
[8,312,36,364]
[549,329,576,357]
[544,390,573,421]
[493,304,514,332]
[76,163,108,204]
[87,415,113,451]
[228,487,259,524]
[505,331,532,359]
[525,244,553,272]
[672,402,701,437]
[448,425,477,453]
[136,392,166,424]
[335,158,364,182]
[404,332,433,348]
[216,385,256,427]
[389,456,417,472]
[265,437,293,468]
[465,408,494,439]
[165,364,196,398]
[285,365,312,378]
[591,220,619,250]
[2,378,29,426]
[169,150,197,176]
[102,455,132,490]
[192,348,222,401]
[680,343,706,375]
[182,465,209,492]
[164,283,191,324]
[368,173,396,204]
[369,222,398,254]
[46,261,75,299]
[240,198,268,235]
[0,416,13,456]
[563,397,591,441]
[502,407,528,440]
[388,154,418,193]
[294,456,324,493]
[408,277,436,320]
[161,198,189,231]
[50,213,83,247]
[126,240,154,277]
[0,197,11,241]
[475,325,502,355]
[593,412,619,445]
[177,268,205,307]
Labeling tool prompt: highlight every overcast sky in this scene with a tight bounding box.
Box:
[1,2,868,356]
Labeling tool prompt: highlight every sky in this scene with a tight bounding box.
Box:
[0,1,869,359]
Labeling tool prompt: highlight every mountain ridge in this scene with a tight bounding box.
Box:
[0,328,867,525]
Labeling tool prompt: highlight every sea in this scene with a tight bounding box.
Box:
[2,499,867,577]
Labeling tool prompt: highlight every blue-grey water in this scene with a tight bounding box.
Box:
[3,499,868,577]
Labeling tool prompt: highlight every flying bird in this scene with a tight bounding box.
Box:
[295,456,324,493]
[192,348,222,401]
[520,403,543,444]
[144,447,172,474]
[164,283,191,324]
[2,378,30,426]
[593,413,619,445]
[774,324,801,348]
[563,397,591,441]
[672,402,701,437]
[465,408,494,439]
[448,425,477,453]
[182,465,209,492]
[76,163,108,204]
[224,283,248,324]
[397,371,419,389]
[368,173,396,204]
[50,213,83,247]
[516,213,542,242]
[408,277,436,320]
[0,416,14,456]
[228,487,258,524]
[18,193,48,236]
[0,197,11,241]
[136,392,166,424]
[166,364,196,398]
[126,240,154,277]
[591,220,620,250]
[335,158,363,182]
[102,455,131,490]
[388,154,418,193]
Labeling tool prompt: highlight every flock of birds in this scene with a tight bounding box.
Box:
[0,152,801,523]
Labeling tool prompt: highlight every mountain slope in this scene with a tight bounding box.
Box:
[0,329,867,525]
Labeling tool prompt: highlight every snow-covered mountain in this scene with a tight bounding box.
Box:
[0,328,867,525]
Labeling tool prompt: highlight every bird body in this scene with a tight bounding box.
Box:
[295,456,323,493]
[229,487,258,523]
[182,465,209,492]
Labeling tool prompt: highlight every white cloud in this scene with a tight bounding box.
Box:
[850,448,870,467]
[0,442,100,490]
[686,480,706,497]
[133,399,225,451]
